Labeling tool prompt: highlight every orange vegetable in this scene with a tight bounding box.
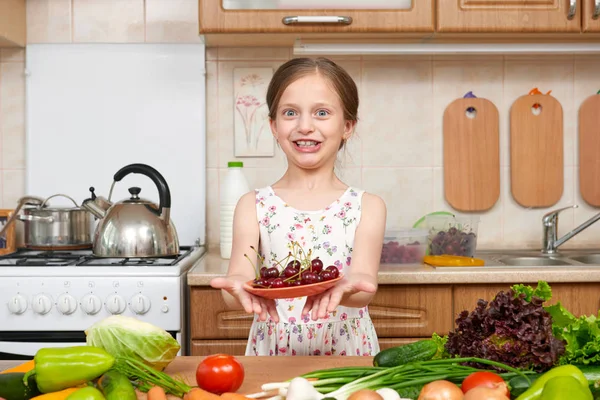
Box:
[184,388,222,400]
[30,388,80,400]
[147,386,168,400]
[0,360,34,374]
[221,393,251,400]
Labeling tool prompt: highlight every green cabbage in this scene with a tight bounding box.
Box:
[85,315,180,371]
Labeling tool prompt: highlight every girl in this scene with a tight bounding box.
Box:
[210,57,386,356]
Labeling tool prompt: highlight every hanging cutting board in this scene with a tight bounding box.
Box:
[510,94,563,208]
[579,93,600,207]
[443,97,500,211]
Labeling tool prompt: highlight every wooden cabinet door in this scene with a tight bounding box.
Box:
[199,1,434,34]
[583,0,600,31]
[453,283,600,320]
[191,340,248,356]
[437,0,581,33]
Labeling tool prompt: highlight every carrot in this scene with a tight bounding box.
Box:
[147,386,168,400]
[0,359,34,374]
[184,388,221,400]
[30,388,79,400]
[221,393,251,400]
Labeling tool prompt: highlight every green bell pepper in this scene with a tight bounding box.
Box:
[24,346,114,393]
[517,365,590,400]
[65,387,106,400]
[540,376,593,400]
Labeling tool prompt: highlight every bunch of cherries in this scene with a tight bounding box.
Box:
[247,242,340,289]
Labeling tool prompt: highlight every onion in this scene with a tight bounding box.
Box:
[463,382,510,400]
[418,380,464,400]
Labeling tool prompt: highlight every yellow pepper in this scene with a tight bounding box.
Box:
[31,388,81,400]
[0,359,35,374]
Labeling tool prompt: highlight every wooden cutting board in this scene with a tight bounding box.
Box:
[443,97,500,211]
[579,93,600,207]
[510,94,563,208]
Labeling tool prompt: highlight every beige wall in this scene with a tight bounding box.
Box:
[5,0,600,251]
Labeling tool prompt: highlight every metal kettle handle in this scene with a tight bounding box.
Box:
[0,196,45,238]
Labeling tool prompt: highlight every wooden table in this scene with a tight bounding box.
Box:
[2,356,375,399]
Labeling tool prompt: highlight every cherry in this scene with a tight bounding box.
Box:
[311,257,324,274]
[260,267,268,279]
[270,278,285,288]
[283,266,299,278]
[320,270,333,281]
[325,265,339,279]
[314,274,323,283]
[253,278,268,287]
[287,260,301,269]
[289,280,302,286]
[301,271,318,285]
[265,267,279,279]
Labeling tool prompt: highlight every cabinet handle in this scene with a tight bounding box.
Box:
[282,16,353,25]
[594,0,600,19]
[567,0,577,19]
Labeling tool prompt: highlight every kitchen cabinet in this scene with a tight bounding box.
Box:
[0,0,25,47]
[190,285,452,355]
[437,0,581,33]
[198,0,434,46]
[584,0,600,32]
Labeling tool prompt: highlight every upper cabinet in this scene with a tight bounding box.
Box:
[437,0,581,32]
[583,0,600,32]
[199,0,434,40]
[0,0,25,47]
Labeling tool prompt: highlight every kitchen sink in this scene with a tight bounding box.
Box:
[497,256,571,266]
[566,254,600,264]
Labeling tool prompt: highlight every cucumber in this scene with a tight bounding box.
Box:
[509,365,600,400]
[396,385,423,399]
[0,372,41,400]
[373,339,438,367]
[97,370,136,400]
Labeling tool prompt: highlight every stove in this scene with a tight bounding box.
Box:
[0,245,206,359]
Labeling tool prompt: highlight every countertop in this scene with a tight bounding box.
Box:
[1,356,375,399]
[188,249,600,285]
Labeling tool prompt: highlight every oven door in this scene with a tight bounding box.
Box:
[0,331,181,360]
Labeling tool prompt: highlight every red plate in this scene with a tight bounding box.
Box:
[243,275,343,300]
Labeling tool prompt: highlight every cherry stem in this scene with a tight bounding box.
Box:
[244,253,259,279]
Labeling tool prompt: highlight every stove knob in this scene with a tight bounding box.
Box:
[7,294,28,315]
[130,294,151,315]
[105,294,126,315]
[81,294,102,315]
[32,294,52,315]
[57,293,77,315]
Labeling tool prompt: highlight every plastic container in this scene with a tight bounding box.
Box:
[425,215,480,257]
[380,228,428,264]
[220,161,250,259]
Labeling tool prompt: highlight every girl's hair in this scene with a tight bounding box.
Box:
[266,57,359,125]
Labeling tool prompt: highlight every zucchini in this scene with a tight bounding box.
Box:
[509,365,600,400]
[97,370,136,400]
[373,340,438,367]
[0,372,41,400]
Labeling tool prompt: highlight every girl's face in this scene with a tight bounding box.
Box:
[270,73,355,170]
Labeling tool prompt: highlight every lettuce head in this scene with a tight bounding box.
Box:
[85,315,180,371]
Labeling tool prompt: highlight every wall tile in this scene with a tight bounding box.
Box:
[0,62,26,169]
[0,49,25,62]
[3,169,25,209]
[206,61,219,168]
[206,168,220,247]
[26,0,72,43]
[206,48,218,61]
[432,59,504,167]
[361,60,433,168]
[73,0,144,43]
[504,58,575,167]
[145,0,202,43]
[363,167,434,231]
[218,47,290,60]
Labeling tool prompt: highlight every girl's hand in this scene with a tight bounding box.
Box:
[210,276,280,323]
[301,274,377,321]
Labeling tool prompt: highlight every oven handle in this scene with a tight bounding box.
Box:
[0,341,84,357]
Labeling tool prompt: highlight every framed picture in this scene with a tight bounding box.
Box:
[0,209,16,255]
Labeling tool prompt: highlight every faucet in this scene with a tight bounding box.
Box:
[542,205,600,254]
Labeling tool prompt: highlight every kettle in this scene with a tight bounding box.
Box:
[82,163,179,258]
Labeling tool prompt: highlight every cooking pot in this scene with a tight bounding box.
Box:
[81,163,179,258]
[0,194,93,249]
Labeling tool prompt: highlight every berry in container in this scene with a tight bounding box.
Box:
[380,228,428,264]
[426,215,480,257]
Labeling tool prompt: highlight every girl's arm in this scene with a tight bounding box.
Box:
[210,191,279,322]
[338,192,386,308]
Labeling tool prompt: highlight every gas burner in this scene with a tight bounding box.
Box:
[17,258,78,266]
[81,257,181,267]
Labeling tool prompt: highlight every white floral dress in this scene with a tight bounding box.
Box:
[246,186,380,356]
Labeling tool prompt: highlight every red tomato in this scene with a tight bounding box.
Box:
[461,372,508,396]
[195,354,245,394]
